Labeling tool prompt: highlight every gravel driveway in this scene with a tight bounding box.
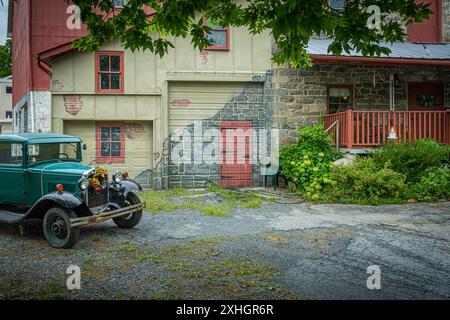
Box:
[1,192,449,300]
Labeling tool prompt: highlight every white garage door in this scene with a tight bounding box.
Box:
[168,81,249,132]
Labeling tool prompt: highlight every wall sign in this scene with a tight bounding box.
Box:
[52,80,64,91]
[64,95,82,115]
[170,98,191,108]
[125,122,146,140]
[199,51,209,64]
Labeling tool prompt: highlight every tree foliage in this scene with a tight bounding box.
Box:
[0,39,12,78]
[70,0,431,67]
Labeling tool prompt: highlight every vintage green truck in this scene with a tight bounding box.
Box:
[0,133,145,249]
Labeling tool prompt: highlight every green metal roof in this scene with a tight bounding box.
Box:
[0,133,82,144]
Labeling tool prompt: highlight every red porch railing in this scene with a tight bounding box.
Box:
[324,109,450,148]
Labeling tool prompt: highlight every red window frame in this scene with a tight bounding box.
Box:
[95,51,124,94]
[203,18,230,51]
[96,122,125,163]
[327,84,353,114]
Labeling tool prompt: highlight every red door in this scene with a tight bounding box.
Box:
[220,121,252,188]
[407,0,442,43]
[408,82,445,111]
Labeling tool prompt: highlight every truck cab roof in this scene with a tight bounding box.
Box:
[0,133,82,144]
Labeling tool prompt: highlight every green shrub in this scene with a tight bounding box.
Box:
[325,158,407,204]
[373,139,450,183]
[411,166,450,202]
[279,123,339,200]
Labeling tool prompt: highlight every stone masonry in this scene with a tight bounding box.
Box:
[164,72,273,189]
[444,0,450,42]
[272,63,450,144]
[13,91,52,133]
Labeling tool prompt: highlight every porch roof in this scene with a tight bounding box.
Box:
[307,39,450,66]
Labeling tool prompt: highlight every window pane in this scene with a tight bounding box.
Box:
[206,33,216,46]
[110,56,121,72]
[99,55,110,71]
[0,143,22,165]
[330,0,346,10]
[5,86,12,94]
[111,142,121,157]
[100,73,110,90]
[111,74,121,90]
[111,127,121,141]
[329,104,341,114]
[101,127,111,141]
[215,30,227,47]
[206,19,225,30]
[101,142,111,157]
[329,97,341,104]
[114,0,125,7]
[329,87,350,97]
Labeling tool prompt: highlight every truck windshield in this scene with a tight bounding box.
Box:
[27,143,81,164]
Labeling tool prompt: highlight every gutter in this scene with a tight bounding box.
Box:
[310,54,450,67]
[28,1,35,133]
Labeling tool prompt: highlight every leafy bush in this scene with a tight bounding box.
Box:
[373,139,450,183]
[279,123,339,200]
[325,158,407,205]
[411,166,450,202]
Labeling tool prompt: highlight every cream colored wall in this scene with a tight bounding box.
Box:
[0,123,12,134]
[51,29,272,95]
[50,26,272,170]
[0,81,12,118]
[62,120,153,179]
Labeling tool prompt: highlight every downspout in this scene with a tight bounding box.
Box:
[28,1,35,133]
[389,73,395,111]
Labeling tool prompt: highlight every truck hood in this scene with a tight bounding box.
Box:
[30,162,93,176]
[29,162,95,197]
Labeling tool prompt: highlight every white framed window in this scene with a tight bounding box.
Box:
[329,0,346,11]
[113,0,126,7]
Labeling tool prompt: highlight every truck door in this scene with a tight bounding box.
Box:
[0,142,27,205]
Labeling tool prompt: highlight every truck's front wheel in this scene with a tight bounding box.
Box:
[113,193,143,229]
[43,207,79,249]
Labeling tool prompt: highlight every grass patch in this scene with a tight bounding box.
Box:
[105,241,137,254]
[128,239,291,299]
[140,187,278,216]
[200,203,234,217]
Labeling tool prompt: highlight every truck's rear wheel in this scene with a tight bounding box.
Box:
[43,207,79,249]
[113,193,143,229]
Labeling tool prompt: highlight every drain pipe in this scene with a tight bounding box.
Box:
[389,73,395,111]
[30,91,35,133]
[27,2,35,133]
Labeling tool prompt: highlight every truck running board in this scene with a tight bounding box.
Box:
[0,211,26,224]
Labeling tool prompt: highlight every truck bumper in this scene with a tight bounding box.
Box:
[69,202,146,227]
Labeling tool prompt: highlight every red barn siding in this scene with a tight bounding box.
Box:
[407,0,442,43]
[11,0,31,106]
[12,0,87,105]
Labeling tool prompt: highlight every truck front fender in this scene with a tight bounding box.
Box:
[108,180,142,208]
[26,192,87,219]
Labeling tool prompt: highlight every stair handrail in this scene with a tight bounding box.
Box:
[325,119,340,152]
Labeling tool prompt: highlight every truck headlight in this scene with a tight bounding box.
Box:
[78,178,89,190]
[113,171,124,184]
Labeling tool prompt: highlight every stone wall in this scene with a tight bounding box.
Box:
[444,0,450,42]
[13,90,52,133]
[165,72,273,189]
[272,63,450,144]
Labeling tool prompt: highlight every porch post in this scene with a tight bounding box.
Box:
[446,110,450,145]
[346,108,353,149]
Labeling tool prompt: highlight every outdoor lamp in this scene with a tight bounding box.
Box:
[388,126,397,140]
